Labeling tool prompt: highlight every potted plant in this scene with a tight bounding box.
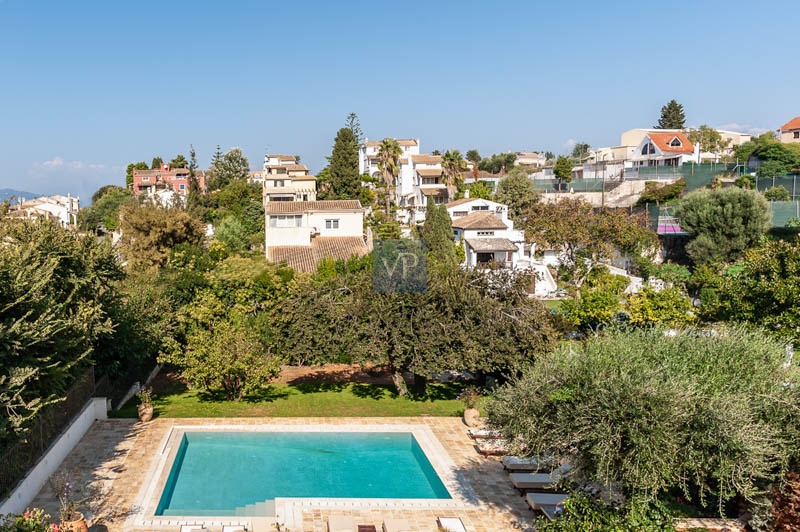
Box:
[0,508,54,532]
[458,385,482,427]
[136,386,154,422]
[48,471,89,532]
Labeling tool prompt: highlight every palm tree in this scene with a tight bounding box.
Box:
[442,149,467,200]
[377,138,402,215]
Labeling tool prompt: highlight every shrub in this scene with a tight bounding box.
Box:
[637,178,686,205]
[763,185,791,201]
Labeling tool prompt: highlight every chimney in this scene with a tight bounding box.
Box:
[464,189,470,199]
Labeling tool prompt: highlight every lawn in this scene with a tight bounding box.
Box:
[110,378,466,419]
[543,299,564,311]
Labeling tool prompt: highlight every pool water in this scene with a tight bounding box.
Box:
[156,431,451,516]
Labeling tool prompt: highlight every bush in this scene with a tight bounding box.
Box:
[535,493,676,532]
[763,185,791,201]
[0,509,53,532]
[637,178,686,205]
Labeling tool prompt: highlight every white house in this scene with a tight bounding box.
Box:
[8,195,80,227]
[265,200,367,272]
[630,131,699,167]
[448,197,526,269]
[358,138,420,178]
[515,151,546,167]
[251,154,317,204]
[395,154,446,224]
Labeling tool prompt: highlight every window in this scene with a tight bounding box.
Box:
[269,215,302,228]
[422,177,440,185]
[471,205,489,211]
[325,219,339,229]
[434,196,444,205]
[794,131,799,139]
[641,143,655,155]
[453,211,468,217]
[179,184,185,190]
[477,231,495,236]
[275,180,285,187]
[142,177,150,182]
[670,137,683,147]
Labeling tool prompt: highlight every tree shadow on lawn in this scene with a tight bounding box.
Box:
[350,383,393,400]
[409,382,462,402]
[196,385,292,404]
[290,381,349,394]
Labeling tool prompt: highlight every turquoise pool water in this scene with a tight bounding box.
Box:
[156,431,451,516]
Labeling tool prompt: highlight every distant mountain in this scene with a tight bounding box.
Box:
[0,188,39,202]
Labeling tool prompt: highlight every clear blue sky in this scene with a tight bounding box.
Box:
[1,0,797,202]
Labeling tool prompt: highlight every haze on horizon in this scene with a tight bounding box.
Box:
[0,0,796,202]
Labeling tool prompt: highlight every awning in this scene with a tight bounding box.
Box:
[465,238,518,252]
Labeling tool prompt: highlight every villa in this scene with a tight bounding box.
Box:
[131,164,205,196]
[6,194,80,228]
[264,200,368,272]
[358,138,420,178]
[252,154,317,204]
[778,116,800,144]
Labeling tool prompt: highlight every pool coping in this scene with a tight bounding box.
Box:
[125,423,478,530]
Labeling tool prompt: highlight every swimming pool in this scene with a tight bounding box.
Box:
[156,431,451,516]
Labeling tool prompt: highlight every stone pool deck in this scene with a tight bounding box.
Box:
[30,417,535,532]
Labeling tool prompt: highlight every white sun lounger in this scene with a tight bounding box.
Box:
[510,465,571,493]
[382,518,413,532]
[328,515,356,532]
[501,455,553,472]
[222,526,247,532]
[436,516,467,531]
[526,492,568,520]
[467,428,502,440]
[180,526,206,532]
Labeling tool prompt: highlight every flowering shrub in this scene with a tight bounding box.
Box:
[457,386,481,409]
[0,508,54,532]
[136,386,153,407]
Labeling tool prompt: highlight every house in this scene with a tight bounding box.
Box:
[358,138,420,178]
[778,117,800,144]
[515,152,546,168]
[620,128,750,161]
[131,164,205,196]
[264,200,368,272]
[7,194,80,227]
[253,154,317,204]
[630,131,698,167]
[448,197,525,269]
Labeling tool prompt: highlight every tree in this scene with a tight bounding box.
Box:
[441,149,467,200]
[465,149,481,165]
[214,216,250,254]
[377,138,402,214]
[561,287,622,331]
[699,239,800,343]
[78,185,132,231]
[188,144,201,200]
[464,181,492,200]
[421,199,458,269]
[345,112,363,144]
[211,145,223,166]
[125,162,148,188]
[758,160,791,180]
[327,127,360,199]
[170,154,188,168]
[525,199,657,277]
[151,157,164,169]
[91,184,120,204]
[487,326,800,514]
[552,156,573,188]
[163,317,281,401]
[674,187,771,264]
[570,142,591,160]
[207,147,250,190]
[764,185,791,201]
[478,152,516,174]
[626,286,694,326]
[655,99,686,129]
[119,202,205,271]
[495,173,540,223]
[687,125,730,159]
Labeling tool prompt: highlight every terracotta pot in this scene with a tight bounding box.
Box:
[61,512,89,532]
[138,403,154,422]
[463,407,482,427]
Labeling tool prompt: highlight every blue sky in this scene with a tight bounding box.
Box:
[1,0,797,202]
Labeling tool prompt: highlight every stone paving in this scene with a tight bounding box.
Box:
[30,417,536,532]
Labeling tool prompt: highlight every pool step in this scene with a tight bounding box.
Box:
[234,500,276,517]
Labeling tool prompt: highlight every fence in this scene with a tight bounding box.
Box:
[768,201,800,227]
[0,369,96,501]
[533,178,624,194]
[754,175,800,199]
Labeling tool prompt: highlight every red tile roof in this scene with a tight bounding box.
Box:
[647,132,694,154]
[451,211,508,230]
[779,117,800,131]
[269,237,368,272]
[267,200,362,214]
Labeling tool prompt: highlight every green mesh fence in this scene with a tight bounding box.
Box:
[768,201,800,227]
[532,178,613,193]
[754,175,800,198]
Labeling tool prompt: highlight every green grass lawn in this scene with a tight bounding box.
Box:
[543,299,563,311]
[109,378,466,419]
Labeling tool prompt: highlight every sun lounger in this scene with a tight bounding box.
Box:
[222,526,247,532]
[436,516,467,531]
[475,438,508,456]
[180,526,206,532]
[501,455,553,472]
[467,429,501,440]
[509,466,570,493]
[382,518,412,532]
[525,492,568,520]
[329,515,356,532]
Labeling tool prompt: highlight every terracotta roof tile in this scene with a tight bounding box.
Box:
[417,168,443,177]
[269,236,368,272]
[446,198,478,208]
[410,154,443,164]
[451,211,508,230]
[779,117,800,131]
[465,238,518,252]
[267,200,362,214]
[646,132,694,154]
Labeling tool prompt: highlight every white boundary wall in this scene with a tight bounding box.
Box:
[0,397,107,516]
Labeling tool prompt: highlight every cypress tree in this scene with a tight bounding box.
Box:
[655,99,686,129]
[327,127,360,199]
[422,198,458,269]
